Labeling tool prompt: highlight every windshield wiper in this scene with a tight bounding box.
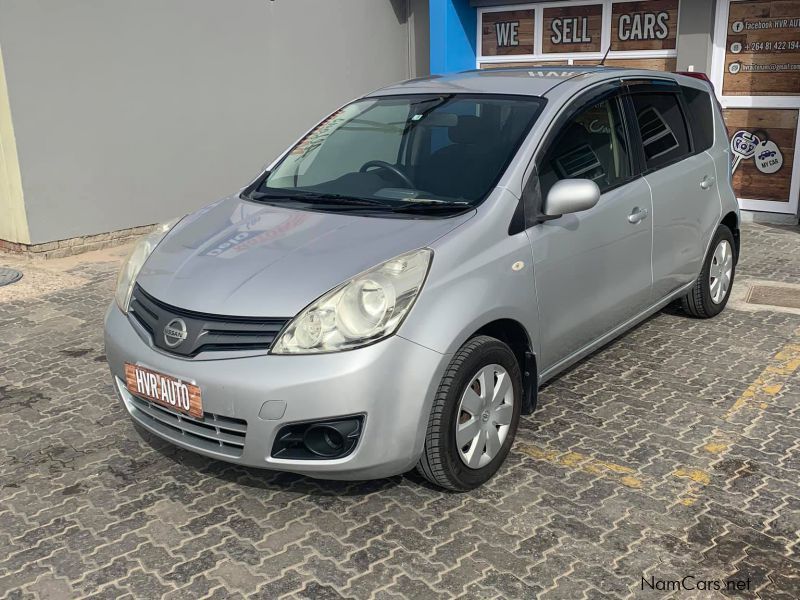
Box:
[388,199,472,212]
[250,190,389,208]
[248,190,472,214]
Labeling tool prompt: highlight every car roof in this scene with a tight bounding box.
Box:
[369,66,686,100]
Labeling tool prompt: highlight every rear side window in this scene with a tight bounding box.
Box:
[681,85,714,152]
[630,92,691,171]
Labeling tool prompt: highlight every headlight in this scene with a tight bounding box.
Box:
[271,248,432,354]
[114,217,181,312]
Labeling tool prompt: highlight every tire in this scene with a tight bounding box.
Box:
[416,335,522,491]
[681,225,736,318]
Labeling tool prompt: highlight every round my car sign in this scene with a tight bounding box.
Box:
[754,140,783,174]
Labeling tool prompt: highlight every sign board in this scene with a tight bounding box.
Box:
[722,0,800,96]
[481,61,568,69]
[723,108,797,202]
[542,4,603,54]
[610,0,679,51]
[481,9,536,56]
[574,57,678,70]
[479,2,680,65]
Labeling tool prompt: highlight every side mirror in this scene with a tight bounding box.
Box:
[543,179,601,217]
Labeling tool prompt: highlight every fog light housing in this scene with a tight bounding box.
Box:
[271,416,363,460]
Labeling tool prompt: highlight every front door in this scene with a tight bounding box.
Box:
[528,88,653,371]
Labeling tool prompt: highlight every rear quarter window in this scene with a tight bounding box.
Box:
[681,85,714,153]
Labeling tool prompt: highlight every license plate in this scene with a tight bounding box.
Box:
[124,363,203,419]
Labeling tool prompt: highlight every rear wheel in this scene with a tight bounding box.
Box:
[682,225,736,318]
[416,336,522,491]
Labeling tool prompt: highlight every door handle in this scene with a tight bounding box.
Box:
[628,207,648,224]
[700,176,716,190]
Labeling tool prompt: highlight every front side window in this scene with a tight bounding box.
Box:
[253,95,545,213]
[630,92,691,170]
[539,95,631,199]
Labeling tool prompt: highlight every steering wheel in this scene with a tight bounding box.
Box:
[359,160,415,189]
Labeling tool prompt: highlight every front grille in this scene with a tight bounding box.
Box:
[129,393,247,458]
[129,284,289,357]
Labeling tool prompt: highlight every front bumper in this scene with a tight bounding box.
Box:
[104,304,449,480]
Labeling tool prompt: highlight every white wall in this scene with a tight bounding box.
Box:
[676,0,716,73]
[0,0,425,244]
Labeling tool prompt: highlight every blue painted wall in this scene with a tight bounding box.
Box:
[429,0,477,74]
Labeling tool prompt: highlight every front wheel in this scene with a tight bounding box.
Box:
[416,335,522,491]
[682,225,736,318]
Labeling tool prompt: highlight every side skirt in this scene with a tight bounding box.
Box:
[538,280,695,386]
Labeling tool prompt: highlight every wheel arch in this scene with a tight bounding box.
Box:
[720,211,740,262]
[471,318,538,415]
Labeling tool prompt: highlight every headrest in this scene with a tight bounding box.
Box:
[449,115,489,144]
[418,112,458,127]
[556,122,592,151]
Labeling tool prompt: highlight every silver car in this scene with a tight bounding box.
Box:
[105,67,739,490]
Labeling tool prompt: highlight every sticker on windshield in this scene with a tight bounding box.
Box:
[290,107,347,157]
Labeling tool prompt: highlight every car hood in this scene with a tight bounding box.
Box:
[136,195,474,317]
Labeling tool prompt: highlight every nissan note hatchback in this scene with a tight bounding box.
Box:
[105,67,740,490]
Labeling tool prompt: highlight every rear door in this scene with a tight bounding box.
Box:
[625,81,721,300]
[528,82,653,370]
[682,82,731,233]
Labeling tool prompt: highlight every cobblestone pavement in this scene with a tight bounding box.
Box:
[1,223,799,599]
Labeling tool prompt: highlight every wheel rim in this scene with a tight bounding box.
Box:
[709,239,733,304]
[455,364,515,469]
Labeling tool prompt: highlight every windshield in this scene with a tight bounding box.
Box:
[251,94,545,213]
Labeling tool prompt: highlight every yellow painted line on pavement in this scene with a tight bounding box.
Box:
[673,468,710,486]
[518,330,799,506]
[672,467,712,506]
[516,443,644,489]
[725,337,800,421]
[702,441,729,455]
[673,328,800,507]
